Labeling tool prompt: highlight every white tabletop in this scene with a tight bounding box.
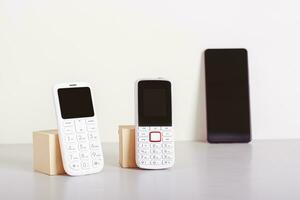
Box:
[0,140,299,200]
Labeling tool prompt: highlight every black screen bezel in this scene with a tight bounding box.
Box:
[204,48,251,143]
[58,87,95,119]
[138,80,172,126]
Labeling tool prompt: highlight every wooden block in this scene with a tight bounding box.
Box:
[118,125,137,168]
[32,129,65,175]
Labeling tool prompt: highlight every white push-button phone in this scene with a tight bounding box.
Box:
[53,82,104,176]
[135,79,175,169]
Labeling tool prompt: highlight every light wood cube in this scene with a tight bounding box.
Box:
[32,129,65,175]
[118,125,137,168]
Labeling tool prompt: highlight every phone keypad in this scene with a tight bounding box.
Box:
[137,126,174,167]
[62,118,103,171]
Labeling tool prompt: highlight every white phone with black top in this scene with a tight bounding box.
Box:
[135,79,175,169]
[53,82,104,176]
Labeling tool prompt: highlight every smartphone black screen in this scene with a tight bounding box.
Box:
[205,49,251,143]
[58,87,94,119]
[138,80,172,126]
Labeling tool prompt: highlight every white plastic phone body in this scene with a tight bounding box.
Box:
[53,82,104,176]
[135,79,175,169]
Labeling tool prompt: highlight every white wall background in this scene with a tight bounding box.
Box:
[1,0,300,143]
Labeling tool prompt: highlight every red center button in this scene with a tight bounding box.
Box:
[149,131,161,142]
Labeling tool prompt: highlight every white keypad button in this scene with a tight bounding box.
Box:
[64,126,74,134]
[81,161,90,170]
[162,149,173,154]
[65,135,76,143]
[161,127,172,131]
[162,137,173,142]
[88,132,98,140]
[150,132,161,142]
[149,127,161,131]
[138,137,148,142]
[92,160,102,168]
[139,155,150,160]
[150,149,161,154]
[138,143,150,149]
[86,119,96,124]
[139,160,150,165]
[66,144,77,151]
[138,127,149,131]
[138,131,148,137]
[150,143,162,149]
[162,154,173,160]
[150,160,162,165]
[90,141,101,150]
[91,151,102,160]
[78,142,89,151]
[70,162,80,170]
[80,151,90,160]
[139,149,150,154]
[67,153,80,161]
[63,120,74,127]
[75,119,86,133]
[150,154,162,160]
[163,143,173,149]
[77,134,88,143]
[162,160,172,165]
[87,124,96,132]
[162,131,172,137]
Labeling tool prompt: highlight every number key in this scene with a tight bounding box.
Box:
[139,149,150,154]
[163,143,173,149]
[86,119,96,124]
[66,144,77,151]
[150,154,161,160]
[91,151,102,160]
[138,131,148,137]
[138,143,149,149]
[162,154,173,160]
[65,135,76,143]
[150,143,161,149]
[77,134,88,142]
[67,153,80,161]
[80,151,90,160]
[90,141,101,150]
[139,155,149,160]
[88,132,98,140]
[78,142,89,151]
[81,161,90,170]
[162,149,173,154]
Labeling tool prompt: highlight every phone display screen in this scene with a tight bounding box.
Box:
[58,87,94,119]
[138,80,172,126]
[205,49,251,142]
